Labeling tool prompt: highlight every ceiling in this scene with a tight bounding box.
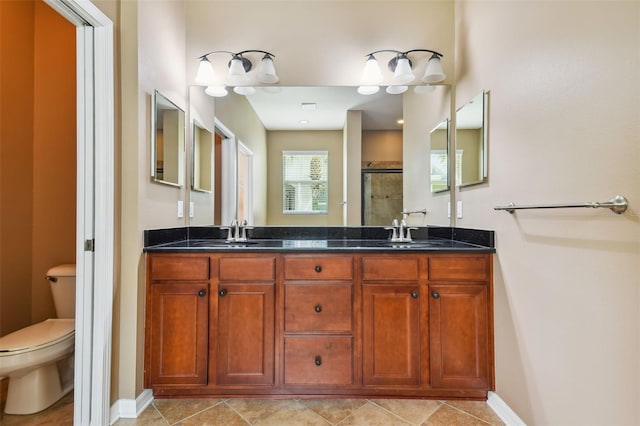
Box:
[243,86,403,131]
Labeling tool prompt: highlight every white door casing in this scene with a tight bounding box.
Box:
[42,1,114,425]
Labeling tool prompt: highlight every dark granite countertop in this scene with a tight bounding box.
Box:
[143,226,495,254]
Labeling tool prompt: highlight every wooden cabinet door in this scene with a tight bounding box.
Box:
[362,284,421,386]
[147,282,209,385]
[429,283,490,389]
[216,283,275,385]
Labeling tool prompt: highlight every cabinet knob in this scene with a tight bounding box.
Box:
[315,356,322,366]
[315,265,322,273]
[432,291,440,299]
[411,290,419,298]
[219,289,228,297]
[198,289,207,297]
[314,304,322,313]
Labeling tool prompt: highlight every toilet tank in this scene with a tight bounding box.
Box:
[47,264,76,319]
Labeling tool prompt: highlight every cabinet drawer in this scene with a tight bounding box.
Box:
[284,336,353,385]
[428,255,490,281]
[284,256,353,280]
[149,256,210,281]
[362,256,420,281]
[219,256,276,281]
[285,285,352,333]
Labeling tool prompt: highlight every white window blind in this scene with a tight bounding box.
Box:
[283,150,328,214]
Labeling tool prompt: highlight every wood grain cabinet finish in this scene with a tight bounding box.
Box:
[282,255,355,388]
[145,252,493,398]
[217,256,276,386]
[145,256,210,387]
[428,255,494,391]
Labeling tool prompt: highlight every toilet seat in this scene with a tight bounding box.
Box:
[0,319,75,356]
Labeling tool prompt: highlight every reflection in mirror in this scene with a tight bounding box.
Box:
[192,120,213,192]
[430,119,449,192]
[197,85,452,227]
[455,91,488,187]
[151,90,185,186]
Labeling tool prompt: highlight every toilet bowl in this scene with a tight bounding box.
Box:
[0,264,76,415]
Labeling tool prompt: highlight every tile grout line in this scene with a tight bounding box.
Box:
[441,402,497,426]
[155,399,227,425]
[223,400,255,426]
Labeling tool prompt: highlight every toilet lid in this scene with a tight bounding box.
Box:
[0,319,74,352]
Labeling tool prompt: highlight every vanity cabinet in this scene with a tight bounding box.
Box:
[283,255,354,387]
[427,255,493,390]
[216,255,276,386]
[144,251,493,399]
[145,256,210,386]
[361,256,424,386]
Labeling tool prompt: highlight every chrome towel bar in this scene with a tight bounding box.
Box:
[494,195,628,215]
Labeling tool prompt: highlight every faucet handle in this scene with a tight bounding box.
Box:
[405,227,419,242]
[384,226,399,241]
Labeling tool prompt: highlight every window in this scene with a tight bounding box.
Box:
[430,149,463,191]
[283,151,328,214]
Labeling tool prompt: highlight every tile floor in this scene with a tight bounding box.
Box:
[2,392,504,426]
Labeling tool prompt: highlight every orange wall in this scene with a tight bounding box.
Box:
[0,0,75,335]
[1,0,35,335]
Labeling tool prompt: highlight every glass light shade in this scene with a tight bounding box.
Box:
[256,55,279,84]
[360,56,383,85]
[195,57,216,86]
[205,85,228,97]
[422,56,446,83]
[391,57,415,85]
[234,86,257,96]
[357,85,380,95]
[228,57,248,85]
[386,85,408,94]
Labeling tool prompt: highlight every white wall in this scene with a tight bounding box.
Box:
[455,2,640,424]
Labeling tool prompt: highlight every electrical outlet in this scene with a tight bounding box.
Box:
[177,201,184,218]
[457,201,463,219]
[189,202,194,218]
[447,202,451,219]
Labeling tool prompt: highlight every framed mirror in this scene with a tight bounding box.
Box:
[455,91,488,187]
[430,119,449,192]
[151,90,185,186]
[191,119,213,192]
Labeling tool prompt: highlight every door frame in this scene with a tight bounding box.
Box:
[43,1,114,424]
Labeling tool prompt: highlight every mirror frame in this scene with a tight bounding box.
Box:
[191,119,214,193]
[151,90,185,187]
[455,90,488,188]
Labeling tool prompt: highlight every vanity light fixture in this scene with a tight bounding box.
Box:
[195,49,279,97]
[358,49,445,95]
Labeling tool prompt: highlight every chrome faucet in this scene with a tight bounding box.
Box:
[236,219,253,242]
[385,218,418,242]
[223,219,253,242]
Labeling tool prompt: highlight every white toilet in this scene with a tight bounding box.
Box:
[0,264,76,415]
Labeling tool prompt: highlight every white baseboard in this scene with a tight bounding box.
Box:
[487,391,527,426]
[109,389,153,424]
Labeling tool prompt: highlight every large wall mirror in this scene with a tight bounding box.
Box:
[188,85,452,227]
[151,90,185,186]
[455,91,488,187]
